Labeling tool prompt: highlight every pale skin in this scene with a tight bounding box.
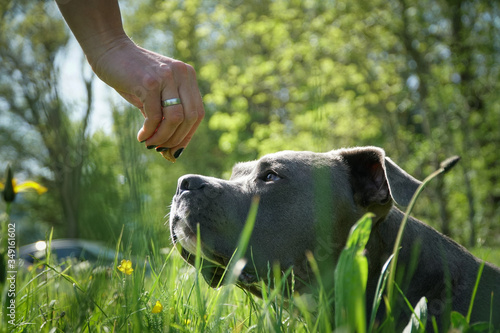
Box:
[56,0,205,158]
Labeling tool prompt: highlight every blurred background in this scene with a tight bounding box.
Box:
[1,0,499,254]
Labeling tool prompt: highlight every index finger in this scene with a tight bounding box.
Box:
[137,93,163,142]
[136,72,165,142]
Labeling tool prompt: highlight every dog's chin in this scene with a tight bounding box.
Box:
[172,236,258,289]
[171,217,260,290]
[177,245,227,287]
[177,244,261,289]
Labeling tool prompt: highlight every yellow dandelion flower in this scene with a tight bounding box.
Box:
[152,300,163,314]
[184,319,191,325]
[117,259,134,275]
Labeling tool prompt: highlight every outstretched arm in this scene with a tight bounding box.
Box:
[56,0,204,159]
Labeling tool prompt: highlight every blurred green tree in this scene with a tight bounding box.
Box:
[123,0,500,246]
[0,0,498,248]
[0,0,91,239]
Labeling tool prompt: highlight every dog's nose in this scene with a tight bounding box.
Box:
[178,174,207,193]
[177,174,223,198]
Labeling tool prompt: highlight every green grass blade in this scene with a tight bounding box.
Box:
[466,260,485,323]
[209,196,259,326]
[334,213,373,333]
[113,225,124,278]
[386,161,457,317]
[368,254,394,332]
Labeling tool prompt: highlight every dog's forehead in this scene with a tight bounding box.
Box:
[259,150,324,165]
[230,150,333,179]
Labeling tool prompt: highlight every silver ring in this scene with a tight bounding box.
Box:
[162,98,181,107]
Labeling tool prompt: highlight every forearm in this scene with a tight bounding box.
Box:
[56,0,129,64]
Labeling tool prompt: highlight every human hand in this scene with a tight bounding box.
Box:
[88,37,204,159]
[56,0,204,160]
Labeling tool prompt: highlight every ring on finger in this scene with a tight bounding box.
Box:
[162,98,182,107]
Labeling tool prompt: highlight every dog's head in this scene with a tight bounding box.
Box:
[169,146,421,293]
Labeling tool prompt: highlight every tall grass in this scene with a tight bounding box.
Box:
[1,216,499,332]
[1,156,498,332]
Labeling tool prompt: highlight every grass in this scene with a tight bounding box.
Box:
[1,238,309,332]
[1,217,499,332]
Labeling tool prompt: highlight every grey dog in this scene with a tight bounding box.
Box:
[169,146,500,330]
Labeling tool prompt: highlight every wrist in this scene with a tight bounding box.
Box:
[80,28,132,67]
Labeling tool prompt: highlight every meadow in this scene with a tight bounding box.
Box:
[2,210,500,333]
[2,2,500,330]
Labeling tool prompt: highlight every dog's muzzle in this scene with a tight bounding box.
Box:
[170,175,258,289]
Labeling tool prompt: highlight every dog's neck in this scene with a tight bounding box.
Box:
[367,207,477,287]
[365,206,482,329]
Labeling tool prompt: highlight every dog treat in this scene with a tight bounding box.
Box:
[160,149,176,163]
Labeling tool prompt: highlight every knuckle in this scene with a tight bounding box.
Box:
[170,60,185,71]
[147,112,164,123]
[169,137,184,147]
[166,108,185,124]
[185,63,197,77]
[171,60,190,77]
[185,108,204,126]
[158,64,174,81]
[142,74,160,90]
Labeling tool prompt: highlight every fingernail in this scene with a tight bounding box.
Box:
[156,147,169,152]
[147,145,158,150]
[174,148,184,159]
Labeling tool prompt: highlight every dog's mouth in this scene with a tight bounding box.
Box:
[171,228,259,289]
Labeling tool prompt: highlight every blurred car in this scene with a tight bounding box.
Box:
[19,239,119,268]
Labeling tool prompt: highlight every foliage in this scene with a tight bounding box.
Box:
[0,0,499,247]
[122,0,500,247]
[0,0,91,239]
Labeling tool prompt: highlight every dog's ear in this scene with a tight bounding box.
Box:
[340,147,421,208]
[383,156,422,207]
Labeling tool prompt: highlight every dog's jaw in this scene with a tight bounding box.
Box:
[174,241,259,290]
[170,216,206,258]
[171,215,260,289]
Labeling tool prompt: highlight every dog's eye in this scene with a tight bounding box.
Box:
[263,171,281,182]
